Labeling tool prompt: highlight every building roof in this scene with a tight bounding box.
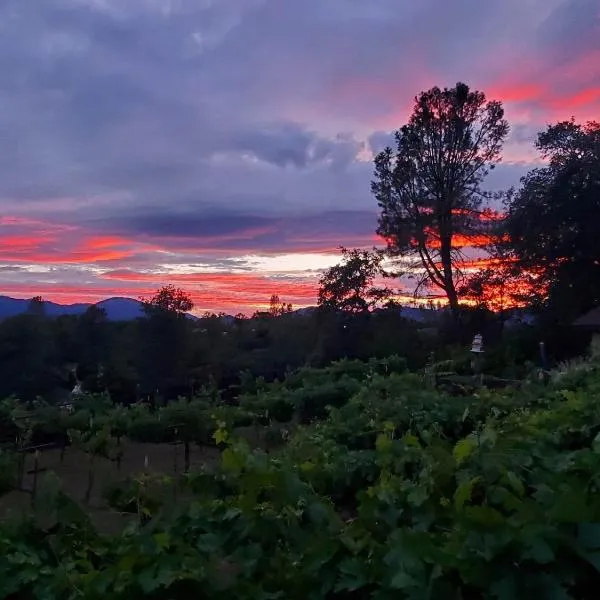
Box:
[573,307,600,327]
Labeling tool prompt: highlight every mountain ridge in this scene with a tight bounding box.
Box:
[0,295,146,321]
[0,295,446,323]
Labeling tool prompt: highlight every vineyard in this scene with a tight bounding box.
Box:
[1,352,600,598]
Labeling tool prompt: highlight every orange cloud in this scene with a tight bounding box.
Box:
[0,210,524,314]
[487,82,547,104]
[100,269,319,312]
[0,235,57,253]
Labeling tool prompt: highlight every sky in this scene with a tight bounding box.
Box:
[0,0,598,314]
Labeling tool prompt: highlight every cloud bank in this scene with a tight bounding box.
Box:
[0,0,597,312]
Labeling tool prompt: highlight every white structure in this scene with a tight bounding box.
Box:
[471,334,484,353]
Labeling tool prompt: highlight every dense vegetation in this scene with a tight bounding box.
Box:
[1,347,600,598]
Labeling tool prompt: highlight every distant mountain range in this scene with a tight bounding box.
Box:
[0,296,145,321]
[0,295,438,323]
[0,295,529,325]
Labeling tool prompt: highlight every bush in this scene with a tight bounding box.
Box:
[127,416,170,443]
[292,376,361,423]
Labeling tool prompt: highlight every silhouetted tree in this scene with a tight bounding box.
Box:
[318,247,394,314]
[0,313,60,401]
[141,285,194,317]
[269,294,292,317]
[138,286,195,398]
[372,82,509,316]
[27,296,45,316]
[505,119,600,322]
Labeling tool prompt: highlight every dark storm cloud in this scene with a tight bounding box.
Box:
[111,212,277,239]
[86,208,378,253]
[0,0,595,251]
[232,124,362,169]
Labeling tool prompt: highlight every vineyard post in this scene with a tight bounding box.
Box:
[84,450,96,505]
[470,334,484,386]
[31,450,39,503]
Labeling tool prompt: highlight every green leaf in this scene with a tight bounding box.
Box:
[505,471,525,497]
[223,507,241,521]
[196,532,222,553]
[299,461,315,472]
[538,574,572,600]
[578,522,600,550]
[307,502,330,524]
[407,486,429,507]
[334,558,368,592]
[528,538,555,564]
[8,552,31,565]
[454,477,480,511]
[153,532,171,550]
[137,568,159,593]
[390,571,419,589]
[375,433,393,453]
[453,437,476,465]
[581,551,600,573]
[490,576,516,600]
[402,433,420,448]
[221,447,244,473]
[213,427,229,445]
[465,506,504,527]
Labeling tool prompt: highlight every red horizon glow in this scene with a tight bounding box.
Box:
[2,54,598,314]
[0,204,557,315]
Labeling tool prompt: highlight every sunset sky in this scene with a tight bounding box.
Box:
[0,0,598,314]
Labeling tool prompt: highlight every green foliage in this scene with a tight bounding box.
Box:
[104,472,173,519]
[2,355,600,597]
[505,119,600,320]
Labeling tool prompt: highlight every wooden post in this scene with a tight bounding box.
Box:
[84,453,95,505]
[184,442,190,473]
[18,442,57,496]
[31,451,40,504]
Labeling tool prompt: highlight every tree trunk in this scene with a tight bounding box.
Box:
[439,234,459,316]
[84,454,95,505]
[184,441,190,473]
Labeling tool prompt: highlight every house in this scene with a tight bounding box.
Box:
[573,307,600,331]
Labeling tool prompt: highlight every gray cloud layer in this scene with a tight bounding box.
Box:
[0,0,597,251]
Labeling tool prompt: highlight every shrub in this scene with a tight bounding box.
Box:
[127,416,170,443]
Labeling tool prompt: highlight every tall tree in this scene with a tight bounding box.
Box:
[372,82,509,315]
[318,247,394,313]
[138,286,195,398]
[268,294,292,317]
[141,285,194,317]
[75,306,110,392]
[505,119,600,321]
[27,296,45,316]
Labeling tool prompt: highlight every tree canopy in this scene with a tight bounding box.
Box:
[372,82,509,314]
[505,119,600,321]
[317,247,394,314]
[141,285,194,317]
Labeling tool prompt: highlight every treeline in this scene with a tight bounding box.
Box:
[1,82,598,404]
[320,83,599,330]
[0,292,437,404]
[0,286,591,406]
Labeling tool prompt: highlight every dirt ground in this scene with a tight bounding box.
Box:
[0,440,221,532]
